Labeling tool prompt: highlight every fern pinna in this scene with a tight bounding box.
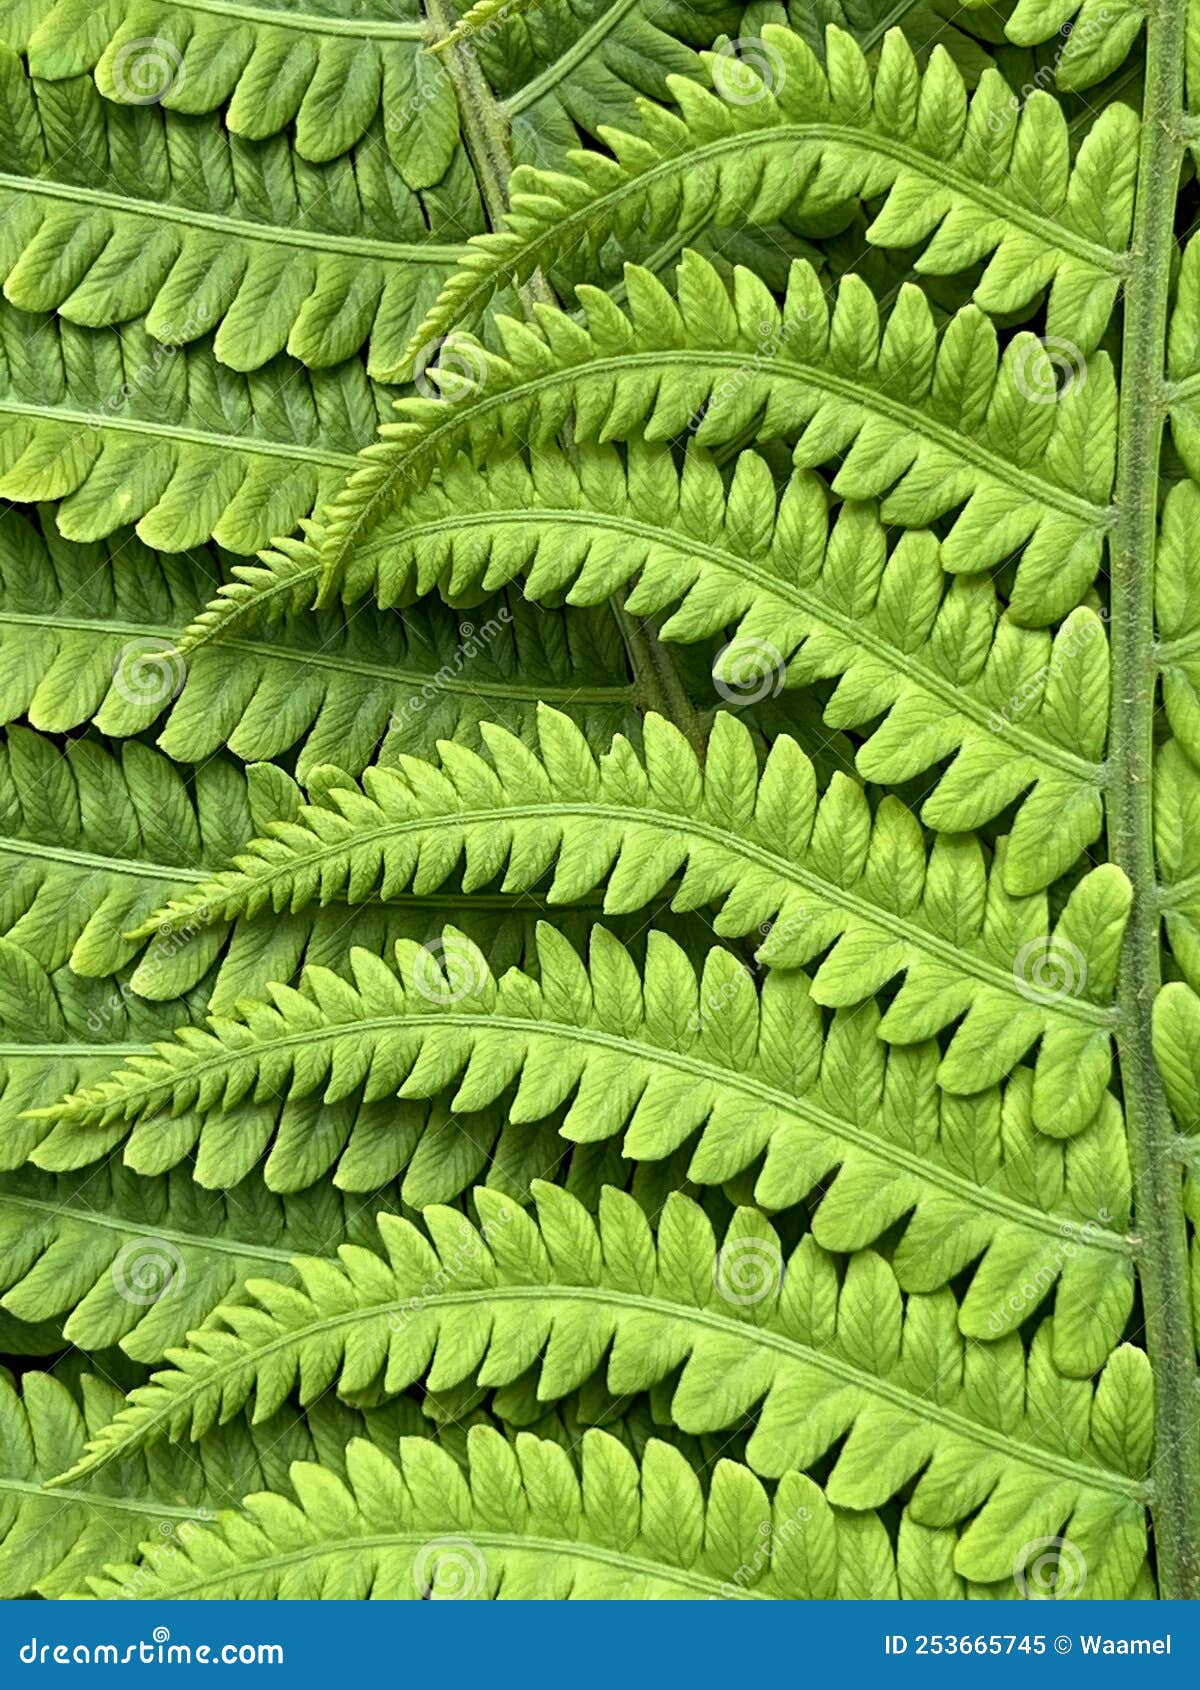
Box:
[0,0,1195,1606]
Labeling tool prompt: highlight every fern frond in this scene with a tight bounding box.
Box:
[0,725,270,979]
[26,921,1137,1374]
[0,936,215,1174]
[317,250,1118,626]
[0,305,391,552]
[1001,0,1146,91]
[11,0,440,169]
[316,442,1110,887]
[80,1424,919,1600]
[0,1159,418,1362]
[0,1366,428,1598]
[0,48,477,382]
[137,708,1130,1133]
[404,23,1136,363]
[0,508,637,779]
[54,1187,1149,1595]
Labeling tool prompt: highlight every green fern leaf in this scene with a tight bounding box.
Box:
[316,250,1118,627]
[305,441,1111,888]
[52,1186,1149,1594]
[404,23,1136,362]
[0,1366,428,1598]
[80,1424,918,1600]
[25,917,1136,1373]
[0,304,391,552]
[0,507,637,779]
[0,48,480,381]
[136,708,1130,1132]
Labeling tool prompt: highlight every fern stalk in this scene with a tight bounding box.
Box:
[1110,0,1200,1599]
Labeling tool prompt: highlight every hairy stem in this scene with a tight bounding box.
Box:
[422,0,555,305]
[1109,0,1200,1599]
[612,595,706,753]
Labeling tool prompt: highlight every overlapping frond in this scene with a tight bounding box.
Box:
[81,1424,922,1601]
[0,304,391,553]
[0,1159,416,1360]
[403,23,1136,362]
[0,47,478,381]
[0,508,637,778]
[53,1185,1149,1594]
[25,916,1137,1372]
[137,708,1130,1132]
[307,442,1111,885]
[316,250,1119,626]
[0,724,268,978]
[0,1367,428,1598]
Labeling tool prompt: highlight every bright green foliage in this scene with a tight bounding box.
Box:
[0,305,391,553]
[25,915,1137,1374]
[0,46,477,381]
[0,507,637,778]
[403,25,1138,363]
[81,1425,916,1600]
[133,707,1131,1130]
[0,0,1195,1608]
[317,250,1119,626]
[51,1186,1150,1596]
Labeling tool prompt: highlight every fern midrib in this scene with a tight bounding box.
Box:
[156,0,425,37]
[0,401,362,469]
[0,1189,301,1266]
[503,125,1127,277]
[0,173,465,265]
[0,611,634,705]
[64,1007,1124,1248]
[0,1042,155,1057]
[0,1473,204,1522]
[107,1284,1140,1499]
[1106,0,1200,1600]
[197,802,1114,1023]
[0,836,208,883]
[501,0,643,114]
[108,1526,774,1600]
[364,503,1103,782]
[377,350,1110,526]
